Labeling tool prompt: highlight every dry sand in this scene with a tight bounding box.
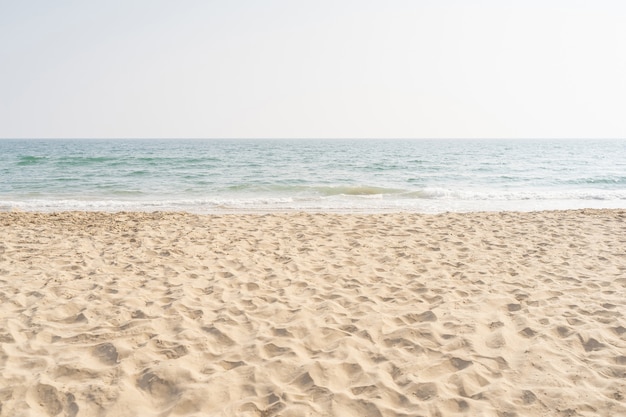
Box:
[0,210,624,417]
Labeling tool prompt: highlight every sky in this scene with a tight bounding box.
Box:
[1,0,625,139]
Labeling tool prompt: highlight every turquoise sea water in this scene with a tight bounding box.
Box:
[1,139,625,213]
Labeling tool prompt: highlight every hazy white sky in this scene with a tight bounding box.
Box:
[1,0,625,139]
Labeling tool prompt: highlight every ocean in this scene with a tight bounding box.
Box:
[1,139,625,213]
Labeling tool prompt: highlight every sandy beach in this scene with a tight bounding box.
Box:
[0,210,624,417]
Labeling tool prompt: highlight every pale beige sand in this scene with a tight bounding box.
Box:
[0,210,625,417]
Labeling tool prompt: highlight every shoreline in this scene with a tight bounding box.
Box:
[1,209,625,416]
[3,206,626,215]
[3,199,626,215]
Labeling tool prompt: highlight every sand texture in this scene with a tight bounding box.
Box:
[0,210,625,417]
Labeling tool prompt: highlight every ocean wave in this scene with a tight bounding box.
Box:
[17,155,48,166]
[565,176,626,185]
[3,187,626,214]
[404,188,626,201]
[224,184,406,196]
[54,156,120,167]
[313,185,405,196]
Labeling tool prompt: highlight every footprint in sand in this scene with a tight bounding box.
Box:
[92,343,119,365]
